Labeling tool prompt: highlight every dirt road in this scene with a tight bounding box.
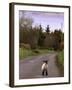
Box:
[19,52,63,79]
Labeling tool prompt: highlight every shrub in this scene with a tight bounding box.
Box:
[20,43,31,49]
[32,49,40,54]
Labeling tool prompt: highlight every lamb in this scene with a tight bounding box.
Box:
[41,60,48,76]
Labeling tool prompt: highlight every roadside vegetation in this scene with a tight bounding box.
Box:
[19,48,54,59]
[55,50,64,76]
[57,50,64,66]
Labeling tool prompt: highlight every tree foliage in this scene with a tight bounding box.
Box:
[46,25,50,33]
[19,14,64,51]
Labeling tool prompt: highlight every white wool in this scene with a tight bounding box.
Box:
[41,63,48,71]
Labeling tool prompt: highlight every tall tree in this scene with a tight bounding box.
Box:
[19,11,34,44]
[53,30,62,50]
[46,25,50,33]
[38,25,45,47]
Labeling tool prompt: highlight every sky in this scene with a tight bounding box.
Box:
[19,10,64,32]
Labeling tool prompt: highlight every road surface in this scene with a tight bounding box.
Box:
[19,52,64,79]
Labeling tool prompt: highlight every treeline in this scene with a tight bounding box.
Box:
[19,24,64,51]
[19,12,64,50]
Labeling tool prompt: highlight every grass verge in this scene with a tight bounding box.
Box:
[19,48,54,59]
[58,50,64,66]
[56,50,64,76]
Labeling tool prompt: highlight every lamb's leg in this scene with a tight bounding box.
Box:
[46,70,48,76]
[42,70,44,76]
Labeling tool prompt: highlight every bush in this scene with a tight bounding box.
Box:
[20,43,31,49]
[58,50,64,66]
[59,41,64,50]
[48,48,54,50]
[56,53,64,76]
[32,49,40,54]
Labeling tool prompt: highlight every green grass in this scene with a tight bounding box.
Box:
[19,48,53,59]
[19,48,36,59]
[58,50,64,66]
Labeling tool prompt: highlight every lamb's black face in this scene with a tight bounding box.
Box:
[43,60,48,64]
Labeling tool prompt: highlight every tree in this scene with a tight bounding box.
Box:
[28,27,39,49]
[19,11,34,45]
[19,16,33,30]
[53,29,62,50]
[19,11,33,31]
[38,25,45,47]
[46,25,50,33]
[44,33,55,49]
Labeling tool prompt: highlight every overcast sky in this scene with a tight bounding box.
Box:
[19,11,64,32]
